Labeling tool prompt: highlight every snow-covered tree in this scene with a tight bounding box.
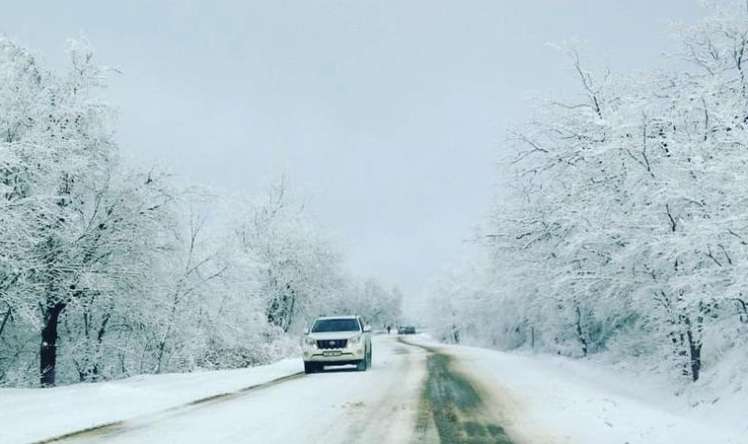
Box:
[429,2,748,382]
[0,37,401,388]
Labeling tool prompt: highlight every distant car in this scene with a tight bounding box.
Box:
[398,326,416,335]
[301,315,373,374]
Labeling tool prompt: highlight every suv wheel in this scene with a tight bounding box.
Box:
[356,358,367,371]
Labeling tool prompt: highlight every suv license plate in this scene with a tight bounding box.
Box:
[323,351,342,357]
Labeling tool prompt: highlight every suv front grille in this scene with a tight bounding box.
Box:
[317,339,347,349]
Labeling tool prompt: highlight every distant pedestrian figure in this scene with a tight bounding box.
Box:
[387,325,392,335]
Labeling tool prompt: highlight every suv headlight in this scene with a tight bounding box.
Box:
[304,337,316,346]
[349,335,361,345]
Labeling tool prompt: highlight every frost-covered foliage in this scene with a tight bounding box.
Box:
[427,3,748,383]
[0,39,401,387]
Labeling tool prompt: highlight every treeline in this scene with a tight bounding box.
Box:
[0,38,401,387]
[427,3,748,382]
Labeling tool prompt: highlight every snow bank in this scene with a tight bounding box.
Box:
[0,359,302,444]
[413,336,746,444]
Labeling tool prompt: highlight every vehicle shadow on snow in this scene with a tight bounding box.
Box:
[399,338,514,444]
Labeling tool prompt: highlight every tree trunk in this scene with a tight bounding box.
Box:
[0,305,11,339]
[530,326,535,351]
[91,312,111,379]
[683,313,703,382]
[687,330,702,382]
[155,336,167,374]
[575,305,588,357]
[40,302,66,387]
[283,286,296,333]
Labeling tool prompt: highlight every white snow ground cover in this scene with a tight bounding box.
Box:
[52,335,424,444]
[2,334,745,444]
[0,358,302,444]
[414,336,747,444]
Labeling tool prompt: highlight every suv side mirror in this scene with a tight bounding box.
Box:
[363,325,372,333]
[303,327,310,335]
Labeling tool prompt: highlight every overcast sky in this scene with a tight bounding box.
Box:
[3,1,706,297]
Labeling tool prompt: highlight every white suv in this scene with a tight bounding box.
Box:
[302,315,373,374]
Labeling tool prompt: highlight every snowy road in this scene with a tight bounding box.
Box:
[22,334,745,444]
[48,335,512,444]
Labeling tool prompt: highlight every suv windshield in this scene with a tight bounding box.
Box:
[311,318,361,333]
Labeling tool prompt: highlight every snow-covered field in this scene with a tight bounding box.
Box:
[1,334,745,444]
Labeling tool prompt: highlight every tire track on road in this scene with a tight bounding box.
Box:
[399,338,514,444]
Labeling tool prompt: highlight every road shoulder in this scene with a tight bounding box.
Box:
[410,336,746,444]
[0,359,303,444]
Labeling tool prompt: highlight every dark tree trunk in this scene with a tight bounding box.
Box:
[284,287,296,333]
[91,312,111,379]
[76,310,112,381]
[40,302,66,387]
[0,305,11,339]
[683,310,705,382]
[155,336,168,374]
[575,305,588,357]
[686,329,702,382]
[530,326,535,351]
